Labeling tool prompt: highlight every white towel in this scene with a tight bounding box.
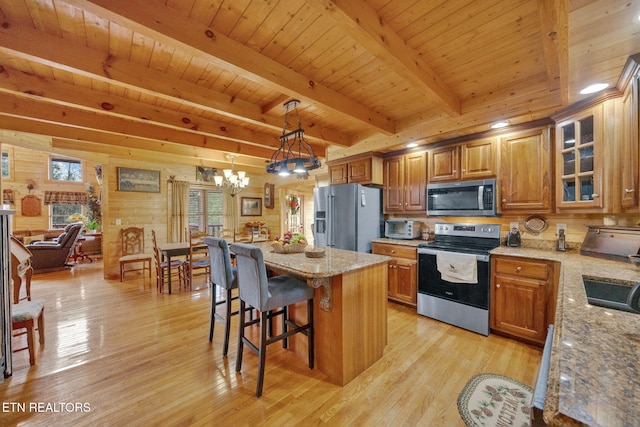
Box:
[436,251,478,284]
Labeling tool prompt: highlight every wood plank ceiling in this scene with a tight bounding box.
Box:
[0,0,638,171]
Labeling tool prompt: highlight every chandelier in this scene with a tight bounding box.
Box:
[266,99,321,177]
[213,154,249,196]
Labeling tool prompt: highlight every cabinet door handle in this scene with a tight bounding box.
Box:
[516,266,522,272]
[625,188,635,193]
[496,283,501,288]
[501,198,507,203]
[591,193,600,198]
[391,250,395,253]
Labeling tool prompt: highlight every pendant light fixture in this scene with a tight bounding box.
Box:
[266,100,321,177]
[213,154,249,196]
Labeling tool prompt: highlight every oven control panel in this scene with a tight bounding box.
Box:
[434,223,500,238]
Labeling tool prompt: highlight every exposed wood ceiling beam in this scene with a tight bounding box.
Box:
[0,22,349,148]
[537,0,569,104]
[315,0,461,116]
[63,0,396,135]
[51,138,270,171]
[0,114,282,169]
[0,91,311,160]
[0,65,328,155]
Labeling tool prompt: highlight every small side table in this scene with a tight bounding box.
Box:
[71,236,93,263]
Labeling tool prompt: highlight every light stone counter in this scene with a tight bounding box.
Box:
[372,237,426,247]
[492,246,640,426]
[255,242,390,279]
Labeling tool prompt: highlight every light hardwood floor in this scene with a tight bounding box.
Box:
[2,260,542,426]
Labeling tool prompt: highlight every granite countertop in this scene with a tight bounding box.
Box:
[492,246,640,426]
[372,237,426,247]
[252,242,390,279]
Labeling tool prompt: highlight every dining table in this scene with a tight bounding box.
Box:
[157,241,206,293]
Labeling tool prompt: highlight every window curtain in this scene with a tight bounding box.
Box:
[43,191,87,204]
[170,180,189,242]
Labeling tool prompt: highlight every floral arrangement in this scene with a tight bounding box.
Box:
[67,213,87,223]
[289,195,299,215]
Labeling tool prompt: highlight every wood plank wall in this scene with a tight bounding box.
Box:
[0,144,295,280]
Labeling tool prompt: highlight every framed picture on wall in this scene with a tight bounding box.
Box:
[264,183,274,209]
[117,167,161,193]
[241,197,262,216]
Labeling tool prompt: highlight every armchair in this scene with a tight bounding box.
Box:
[26,222,83,273]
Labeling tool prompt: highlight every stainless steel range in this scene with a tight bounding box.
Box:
[417,223,501,335]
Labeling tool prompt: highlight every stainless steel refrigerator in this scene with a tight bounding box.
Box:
[313,183,382,252]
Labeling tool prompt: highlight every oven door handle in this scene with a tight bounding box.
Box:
[418,247,490,262]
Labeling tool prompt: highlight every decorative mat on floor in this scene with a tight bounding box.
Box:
[457,373,533,427]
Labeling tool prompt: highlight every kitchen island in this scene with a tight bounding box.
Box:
[492,246,640,426]
[252,242,390,386]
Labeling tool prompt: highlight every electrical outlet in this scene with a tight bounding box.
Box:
[556,223,567,234]
[510,222,519,231]
[115,218,121,225]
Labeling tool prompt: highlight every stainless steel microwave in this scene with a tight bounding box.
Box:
[427,178,497,217]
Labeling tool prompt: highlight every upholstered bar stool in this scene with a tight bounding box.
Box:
[204,236,240,356]
[230,243,314,397]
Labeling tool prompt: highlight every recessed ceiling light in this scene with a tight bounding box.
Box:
[491,121,509,129]
[406,142,418,148]
[580,83,609,95]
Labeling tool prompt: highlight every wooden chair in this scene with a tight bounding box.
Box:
[185,229,211,289]
[231,243,314,397]
[220,229,235,240]
[10,236,44,366]
[233,228,253,243]
[151,230,185,293]
[119,227,152,281]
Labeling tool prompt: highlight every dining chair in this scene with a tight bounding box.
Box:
[185,229,211,289]
[231,242,314,397]
[204,236,241,356]
[119,227,152,281]
[11,243,45,366]
[151,229,185,293]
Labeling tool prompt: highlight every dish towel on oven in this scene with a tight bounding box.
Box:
[436,251,478,284]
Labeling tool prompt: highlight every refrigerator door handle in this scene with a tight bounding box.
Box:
[328,194,335,246]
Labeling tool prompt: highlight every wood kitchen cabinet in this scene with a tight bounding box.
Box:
[372,242,417,307]
[327,152,383,185]
[382,150,427,213]
[499,126,552,213]
[429,138,496,182]
[554,105,605,210]
[491,255,558,346]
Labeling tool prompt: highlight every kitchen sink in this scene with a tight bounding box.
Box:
[582,277,640,313]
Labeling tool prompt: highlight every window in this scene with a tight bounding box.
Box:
[51,203,83,229]
[50,157,83,182]
[2,151,9,178]
[189,188,224,233]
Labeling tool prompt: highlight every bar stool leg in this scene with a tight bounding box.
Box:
[223,288,233,356]
[256,311,269,397]
[235,300,246,373]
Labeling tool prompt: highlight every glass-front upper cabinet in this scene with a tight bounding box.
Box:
[555,105,603,209]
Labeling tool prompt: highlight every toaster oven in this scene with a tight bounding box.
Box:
[385,220,421,239]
